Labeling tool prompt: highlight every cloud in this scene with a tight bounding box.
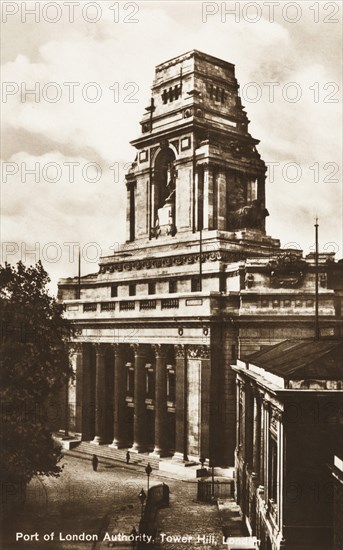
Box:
[1,2,342,292]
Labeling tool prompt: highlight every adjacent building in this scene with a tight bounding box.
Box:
[233,339,343,550]
[57,50,343,467]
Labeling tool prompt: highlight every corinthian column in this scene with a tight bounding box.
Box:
[109,344,126,448]
[130,344,147,452]
[91,344,107,444]
[151,345,168,457]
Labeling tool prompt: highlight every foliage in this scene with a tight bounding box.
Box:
[0,261,73,493]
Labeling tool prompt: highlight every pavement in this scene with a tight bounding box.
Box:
[1,451,248,550]
[65,447,248,550]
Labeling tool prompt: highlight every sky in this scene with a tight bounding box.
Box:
[1,0,342,294]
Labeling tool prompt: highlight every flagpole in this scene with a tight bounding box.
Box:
[315,217,320,340]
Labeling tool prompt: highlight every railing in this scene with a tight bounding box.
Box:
[119,300,135,311]
[140,300,157,310]
[161,298,179,309]
[65,293,215,318]
[100,302,116,311]
[197,479,234,502]
[83,303,97,312]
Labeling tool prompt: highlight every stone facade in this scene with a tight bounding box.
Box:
[57,50,343,466]
[233,341,343,550]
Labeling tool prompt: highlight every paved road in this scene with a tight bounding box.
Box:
[1,455,232,550]
[1,455,148,550]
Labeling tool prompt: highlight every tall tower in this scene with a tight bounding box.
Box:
[58,51,290,468]
[126,50,273,247]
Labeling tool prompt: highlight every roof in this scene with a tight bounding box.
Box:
[242,339,343,380]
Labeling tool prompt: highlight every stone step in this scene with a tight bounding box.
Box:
[66,441,160,469]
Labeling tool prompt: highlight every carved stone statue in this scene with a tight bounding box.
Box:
[165,162,176,203]
[229,199,269,230]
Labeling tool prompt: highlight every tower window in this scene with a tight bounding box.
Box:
[169,279,177,294]
[111,284,118,298]
[247,180,258,203]
[161,85,181,104]
[191,276,201,292]
[148,282,156,295]
[129,283,136,296]
[208,84,226,104]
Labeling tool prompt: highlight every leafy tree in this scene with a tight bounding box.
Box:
[0,261,73,510]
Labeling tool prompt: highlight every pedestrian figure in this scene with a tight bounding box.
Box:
[92,454,98,472]
[126,450,130,464]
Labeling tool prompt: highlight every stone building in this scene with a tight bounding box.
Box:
[57,50,343,466]
[233,340,343,550]
[330,455,343,550]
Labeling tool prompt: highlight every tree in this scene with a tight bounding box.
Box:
[0,261,73,510]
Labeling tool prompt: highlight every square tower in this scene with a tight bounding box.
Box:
[126,50,268,242]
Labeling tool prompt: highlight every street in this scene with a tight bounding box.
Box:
[1,455,149,550]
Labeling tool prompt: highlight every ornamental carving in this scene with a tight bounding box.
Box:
[69,342,83,354]
[245,273,254,289]
[268,252,306,288]
[174,344,185,358]
[270,407,282,432]
[99,250,238,274]
[151,344,167,358]
[187,345,210,359]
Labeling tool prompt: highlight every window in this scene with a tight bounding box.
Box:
[129,283,136,296]
[268,437,278,502]
[247,180,258,203]
[167,367,175,401]
[169,279,177,294]
[191,276,201,292]
[148,282,156,295]
[126,364,134,397]
[111,284,118,298]
[145,366,155,398]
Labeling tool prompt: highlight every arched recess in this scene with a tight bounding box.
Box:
[151,146,177,236]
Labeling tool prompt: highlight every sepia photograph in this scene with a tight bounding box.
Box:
[1,1,342,549]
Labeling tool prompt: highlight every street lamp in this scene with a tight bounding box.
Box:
[209,458,215,500]
[138,488,146,519]
[145,462,152,493]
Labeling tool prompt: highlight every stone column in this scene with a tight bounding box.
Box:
[262,401,269,487]
[74,344,83,435]
[130,344,147,452]
[253,392,261,476]
[151,345,168,457]
[81,344,93,441]
[173,345,187,460]
[216,169,227,230]
[203,164,211,230]
[110,344,126,449]
[91,345,107,444]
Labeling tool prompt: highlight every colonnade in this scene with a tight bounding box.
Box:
[66,343,212,459]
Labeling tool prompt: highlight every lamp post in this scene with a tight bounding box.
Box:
[209,458,215,500]
[138,488,146,519]
[145,462,152,493]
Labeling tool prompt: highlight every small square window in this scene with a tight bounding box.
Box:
[191,276,200,292]
[284,299,291,307]
[111,284,118,298]
[129,283,136,296]
[148,282,156,295]
[261,299,269,308]
[169,279,177,294]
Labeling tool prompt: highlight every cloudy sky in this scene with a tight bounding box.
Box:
[1,0,342,293]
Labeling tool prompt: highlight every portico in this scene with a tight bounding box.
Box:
[68,341,212,461]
